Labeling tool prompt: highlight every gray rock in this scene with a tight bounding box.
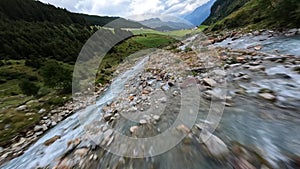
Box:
[258,93,276,101]
[35,131,43,136]
[200,131,229,158]
[51,121,57,127]
[173,91,179,96]
[153,115,160,121]
[16,105,27,111]
[158,97,167,103]
[4,124,11,130]
[34,125,43,132]
[139,119,147,125]
[103,113,113,121]
[130,126,139,133]
[38,108,46,114]
[203,78,217,87]
[249,65,265,71]
[42,124,48,131]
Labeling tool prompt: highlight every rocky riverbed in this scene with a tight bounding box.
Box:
[1,29,300,169]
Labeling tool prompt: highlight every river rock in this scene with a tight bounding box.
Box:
[258,93,276,101]
[51,121,57,127]
[44,135,61,146]
[42,124,48,131]
[67,138,81,149]
[200,131,229,158]
[53,158,73,169]
[103,113,113,121]
[38,108,46,114]
[173,91,179,96]
[12,137,26,148]
[158,97,167,103]
[285,28,298,36]
[203,78,217,87]
[139,119,147,125]
[176,125,190,133]
[249,65,265,71]
[16,105,27,111]
[153,115,160,121]
[233,157,256,169]
[130,126,139,133]
[34,125,43,132]
[254,45,263,51]
[74,148,89,157]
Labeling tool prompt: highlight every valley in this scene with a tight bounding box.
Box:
[0,0,299,169]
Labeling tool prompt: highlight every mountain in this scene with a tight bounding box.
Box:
[0,0,141,62]
[139,18,194,31]
[207,0,300,30]
[0,0,146,28]
[184,0,217,26]
[203,0,250,26]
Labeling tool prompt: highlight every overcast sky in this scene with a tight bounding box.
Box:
[39,0,210,20]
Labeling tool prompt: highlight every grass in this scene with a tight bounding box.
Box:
[209,0,300,31]
[129,26,208,38]
[0,60,72,147]
[96,33,179,84]
[0,33,179,147]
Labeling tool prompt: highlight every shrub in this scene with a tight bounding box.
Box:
[19,79,40,96]
[40,61,72,93]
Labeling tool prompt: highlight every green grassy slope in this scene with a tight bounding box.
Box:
[209,0,300,30]
[203,0,250,25]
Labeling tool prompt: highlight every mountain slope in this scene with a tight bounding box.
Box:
[184,0,216,26]
[203,0,250,25]
[210,0,300,30]
[0,0,146,28]
[0,0,88,24]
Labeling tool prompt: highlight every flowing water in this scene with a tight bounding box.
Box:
[1,34,300,169]
[1,58,149,169]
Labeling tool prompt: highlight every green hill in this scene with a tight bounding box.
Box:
[206,0,300,30]
[203,0,250,26]
[0,0,146,28]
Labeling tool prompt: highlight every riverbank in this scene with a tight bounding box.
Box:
[0,83,110,166]
[2,29,300,169]
[50,30,300,169]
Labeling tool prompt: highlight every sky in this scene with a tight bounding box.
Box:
[39,0,210,20]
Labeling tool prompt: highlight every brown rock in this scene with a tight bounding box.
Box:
[203,78,217,87]
[176,125,190,133]
[44,135,61,146]
[74,148,89,157]
[130,126,139,134]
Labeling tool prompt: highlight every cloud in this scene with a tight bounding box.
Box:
[39,0,210,18]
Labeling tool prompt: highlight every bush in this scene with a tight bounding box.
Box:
[47,97,66,106]
[19,79,40,96]
[40,61,72,93]
[25,58,44,69]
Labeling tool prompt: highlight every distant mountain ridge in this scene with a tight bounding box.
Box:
[184,0,216,26]
[139,18,194,31]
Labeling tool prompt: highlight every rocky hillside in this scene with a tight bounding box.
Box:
[206,0,300,30]
[202,0,250,26]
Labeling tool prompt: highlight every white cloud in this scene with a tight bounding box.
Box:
[39,0,210,18]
